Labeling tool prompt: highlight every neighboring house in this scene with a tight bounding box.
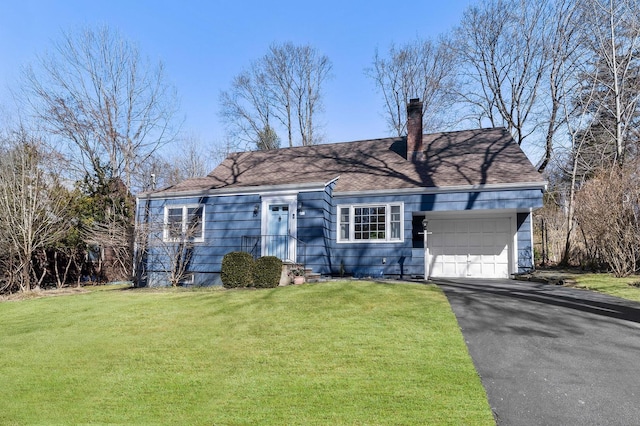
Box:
[135,99,546,286]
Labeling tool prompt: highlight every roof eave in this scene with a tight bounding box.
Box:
[137,180,335,200]
[333,181,548,198]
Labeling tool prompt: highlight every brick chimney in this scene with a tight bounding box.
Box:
[406,98,424,161]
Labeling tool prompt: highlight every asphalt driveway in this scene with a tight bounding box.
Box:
[435,278,640,425]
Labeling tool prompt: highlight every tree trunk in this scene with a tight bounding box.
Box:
[21,258,31,292]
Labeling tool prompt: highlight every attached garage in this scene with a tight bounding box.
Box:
[426,217,512,279]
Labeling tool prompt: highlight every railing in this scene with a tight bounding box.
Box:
[241,235,306,265]
[241,235,262,259]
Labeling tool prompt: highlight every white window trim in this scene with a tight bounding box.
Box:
[179,273,195,285]
[337,202,404,243]
[163,204,205,243]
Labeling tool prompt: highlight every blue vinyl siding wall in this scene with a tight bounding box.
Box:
[137,187,542,286]
[330,194,412,278]
[139,194,261,287]
[516,212,534,273]
[296,184,335,274]
[329,189,543,278]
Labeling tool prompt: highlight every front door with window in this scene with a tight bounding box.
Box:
[266,204,290,259]
[261,195,298,262]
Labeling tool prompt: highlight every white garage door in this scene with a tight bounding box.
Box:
[427,217,511,278]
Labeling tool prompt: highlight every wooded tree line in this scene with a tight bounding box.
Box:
[0,26,187,293]
[1,0,639,293]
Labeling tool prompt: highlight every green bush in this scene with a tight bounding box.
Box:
[221,252,255,288]
[252,256,283,288]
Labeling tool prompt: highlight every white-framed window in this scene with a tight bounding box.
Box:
[179,273,195,285]
[337,203,403,243]
[163,205,205,242]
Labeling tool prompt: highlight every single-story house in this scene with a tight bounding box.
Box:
[135,99,546,286]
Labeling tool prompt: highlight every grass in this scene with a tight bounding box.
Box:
[572,273,640,302]
[0,281,493,425]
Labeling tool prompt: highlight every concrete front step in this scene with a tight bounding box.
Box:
[280,262,324,285]
[305,272,322,283]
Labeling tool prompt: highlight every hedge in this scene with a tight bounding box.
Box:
[252,256,283,288]
[221,251,254,288]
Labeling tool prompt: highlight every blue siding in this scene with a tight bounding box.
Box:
[297,184,334,274]
[137,194,261,287]
[136,186,543,285]
[517,212,534,273]
[329,189,543,278]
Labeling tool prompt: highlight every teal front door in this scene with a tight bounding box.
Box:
[266,204,290,259]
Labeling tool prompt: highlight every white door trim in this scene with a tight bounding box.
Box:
[261,194,298,261]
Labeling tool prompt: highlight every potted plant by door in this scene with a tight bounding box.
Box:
[289,265,306,284]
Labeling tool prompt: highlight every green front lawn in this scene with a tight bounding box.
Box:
[573,274,640,303]
[0,281,493,425]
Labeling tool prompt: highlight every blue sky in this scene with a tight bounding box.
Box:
[0,0,472,149]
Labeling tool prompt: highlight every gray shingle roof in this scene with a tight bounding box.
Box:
[148,128,545,196]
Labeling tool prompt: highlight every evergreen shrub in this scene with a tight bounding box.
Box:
[221,251,254,288]
[252,256,283,288]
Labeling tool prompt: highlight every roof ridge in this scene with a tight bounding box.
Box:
[222,127,509,157]
[224,135,404,156]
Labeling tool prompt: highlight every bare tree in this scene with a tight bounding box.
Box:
[220,42,332,149]
[453,0,549,147]
[219,67,273,150]
[543,37,606,266]
[367,37,456,136]
[536,0,583,172]
[541,0,640,267]
[22,25,180,193]
[286,44,331,146]
[136,134,218,191]
[577,0,640,165]
[165,134,217,183]
[20,26,181,284]
[0,129,70,292]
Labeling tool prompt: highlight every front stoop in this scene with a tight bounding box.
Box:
[304,268,322,283]
[279,263,293,286]
[279,262,325,285]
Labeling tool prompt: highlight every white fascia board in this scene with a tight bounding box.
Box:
[140,181,332,200]
[333,181,548,198]
[421,209,517,219]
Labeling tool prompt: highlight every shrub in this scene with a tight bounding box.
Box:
[221,252,254,288]
[252,256,283,288]
[574,164,640,277]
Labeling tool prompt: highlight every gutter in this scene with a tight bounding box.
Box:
[137,177,547,201]
[333,181,548,198]
[137,179,338,200]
